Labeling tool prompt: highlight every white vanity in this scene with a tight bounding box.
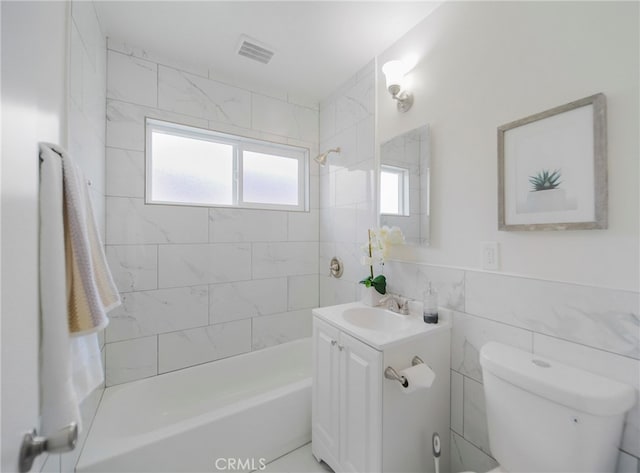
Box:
[311,302,451,473]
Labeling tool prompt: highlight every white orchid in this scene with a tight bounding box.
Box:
[359,227,405,295]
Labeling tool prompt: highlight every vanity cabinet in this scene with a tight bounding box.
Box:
[312,302,451,473]
[312,317,382,473]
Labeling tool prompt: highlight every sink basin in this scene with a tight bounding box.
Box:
[342,307,411,331]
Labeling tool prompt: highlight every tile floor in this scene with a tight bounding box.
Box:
[260,444,333,473]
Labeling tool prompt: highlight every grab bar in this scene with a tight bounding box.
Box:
[384,356,425,387]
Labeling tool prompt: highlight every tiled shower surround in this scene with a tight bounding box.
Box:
[103,39,319,386]
[383,261,640,471]
[318,62,377,306]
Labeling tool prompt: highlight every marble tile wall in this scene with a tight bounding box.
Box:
[384,260,640,472]
[43,3,109,473]
[104,39,320,386]
[318,61,377,306]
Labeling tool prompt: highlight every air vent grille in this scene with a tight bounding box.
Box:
[237,37,274,64]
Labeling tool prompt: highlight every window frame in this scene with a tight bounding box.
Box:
[145,118,309,212]
[379,164,410,217]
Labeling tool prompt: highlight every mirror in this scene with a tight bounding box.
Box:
[379,125,430,246]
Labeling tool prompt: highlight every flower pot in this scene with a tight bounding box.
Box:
[361,286,384,307]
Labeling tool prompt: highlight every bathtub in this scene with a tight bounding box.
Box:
[77,338,312,472]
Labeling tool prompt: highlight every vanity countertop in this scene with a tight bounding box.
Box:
[312,301,451,350]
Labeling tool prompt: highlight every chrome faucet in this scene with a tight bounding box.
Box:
[378,293,410,315]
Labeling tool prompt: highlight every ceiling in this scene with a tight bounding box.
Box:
[94,1,441,104]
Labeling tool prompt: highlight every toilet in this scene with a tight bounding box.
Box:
[470,341,636,473]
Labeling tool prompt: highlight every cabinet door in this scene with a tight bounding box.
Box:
[339,332,383,473]
[312,317,341,463]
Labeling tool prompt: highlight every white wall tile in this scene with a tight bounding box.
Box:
[106,147,144,198]
[466,271,640,359]
[252,309,312,350]
[288,209,319,242]
[451,311,533,382]
[209,278,287,324]
[209,208,287,242]
[322,124,357,172]
[158,66,251,127]
[334,73,374,132]
[288,274,319,311]
[616,451,639,473]
[451,370,464,435]
[105,336,157,386]
[107,37,210,78]
[319,99,336,144]
[463,377,491,455]
[106,99,207,151]
[534,333,640,458]
[71,0,102,68]
[319,276,357,307]
[106,244,158,293]
[158,243,252,288]
[450,431,498,473]
[82,39,106,140]
[333,241,365,285]
[107,50,157,107]
[252,93,318,143]
[158,320,251,373]
[328,206,358,244]
[106,197,209,245]
[252,242,319,279]
[335,167,373,207]
[68,105,105,196]
[356,115,375,160]
[384,262,466,311]
[69,23,84,109]
[106,286,208,343]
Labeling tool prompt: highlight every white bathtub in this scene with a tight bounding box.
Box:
[77,338,312,472]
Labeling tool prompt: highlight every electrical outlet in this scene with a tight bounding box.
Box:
[482,242,499,270]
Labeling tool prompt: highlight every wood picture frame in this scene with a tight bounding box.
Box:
[498,93,607,231]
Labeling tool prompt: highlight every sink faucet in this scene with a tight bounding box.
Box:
[378,293,410,315]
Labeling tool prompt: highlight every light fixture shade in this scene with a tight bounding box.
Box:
[382,60,406,91]
[381,59,413,113]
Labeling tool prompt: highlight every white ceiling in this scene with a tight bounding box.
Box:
[94,1,441,104]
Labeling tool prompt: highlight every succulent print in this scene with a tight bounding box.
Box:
[529,169,562,191]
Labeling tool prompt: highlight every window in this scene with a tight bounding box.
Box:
[380,164,409,216]
[146,118,308,211]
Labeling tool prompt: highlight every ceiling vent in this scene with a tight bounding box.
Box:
[237,35,274,65]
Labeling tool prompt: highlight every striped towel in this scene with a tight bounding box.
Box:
[42,143,120,334]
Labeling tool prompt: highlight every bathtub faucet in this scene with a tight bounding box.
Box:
[378,293,409,315]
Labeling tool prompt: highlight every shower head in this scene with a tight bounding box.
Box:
[314,147,341,166]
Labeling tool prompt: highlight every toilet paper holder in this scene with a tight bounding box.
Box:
[384,355,424,387]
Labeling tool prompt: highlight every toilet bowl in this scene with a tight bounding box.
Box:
[457,342,636,473]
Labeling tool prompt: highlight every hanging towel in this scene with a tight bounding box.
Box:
[39,143,121,435]
[43,143,120,334]
[70,333,104,403]
[39,146,82,436]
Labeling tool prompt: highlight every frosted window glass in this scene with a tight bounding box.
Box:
[151,131,234,205]
[380,170,400,214]
[243,151,299,206]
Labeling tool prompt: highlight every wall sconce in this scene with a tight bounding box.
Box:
[382,60,413,113]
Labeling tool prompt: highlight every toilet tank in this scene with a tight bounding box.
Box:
[480,342,635,473]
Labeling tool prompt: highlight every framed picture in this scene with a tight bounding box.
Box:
[498,93,607,231]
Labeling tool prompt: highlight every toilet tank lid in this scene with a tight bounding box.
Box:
[479,342,636,416]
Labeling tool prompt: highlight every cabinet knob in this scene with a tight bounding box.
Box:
[338,345,344,351]
[331,340,337,346]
